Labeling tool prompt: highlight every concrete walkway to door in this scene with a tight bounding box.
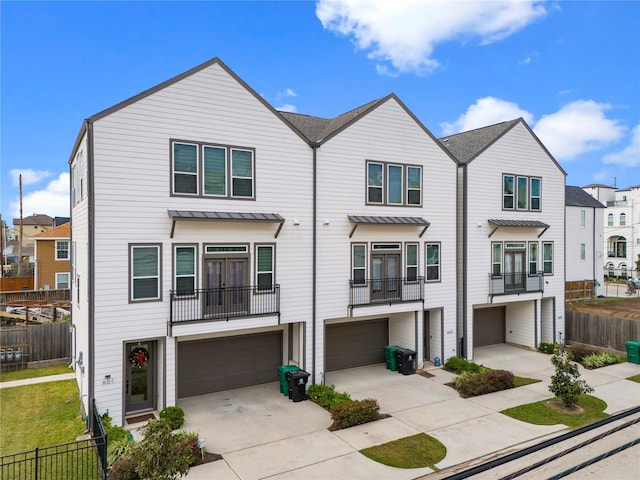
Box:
[184,345,640,479]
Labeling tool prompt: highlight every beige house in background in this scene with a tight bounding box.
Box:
[12,214,54,246]
[34,222,71,290]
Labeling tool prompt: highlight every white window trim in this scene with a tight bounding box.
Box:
[55,272,70,290]
[55,240,69,260]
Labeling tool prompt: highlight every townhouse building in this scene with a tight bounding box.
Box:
[440,119,566,357]
[69,58,565,425]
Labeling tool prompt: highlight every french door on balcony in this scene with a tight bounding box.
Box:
[504,250,525,291]
[371,253,401,302]
[204,257,248,317]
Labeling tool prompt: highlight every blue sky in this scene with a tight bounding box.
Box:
[2,1,639,225]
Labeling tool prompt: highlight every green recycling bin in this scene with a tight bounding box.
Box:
[384,346,400,371]
[277,365,300,396]
[625,341,640,364]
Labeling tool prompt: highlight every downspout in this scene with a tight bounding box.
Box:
[311,142,319,384]
[87,119,96,431]
[593,208,597,297]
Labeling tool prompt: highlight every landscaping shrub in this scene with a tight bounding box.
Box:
[307,384,352,410]
[444,356,483,374]
[159,406,185,430]
[567,344,597,363]
[453,369,514,397]
[330,398,380,430]
[108,457,139,480]
[539,342,556,354]
[582,352,618,369]
[549,347,593,408]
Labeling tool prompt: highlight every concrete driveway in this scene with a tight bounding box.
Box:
[183,345,640,479]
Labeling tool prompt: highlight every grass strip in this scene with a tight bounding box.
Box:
[0,364,71,383]
[627,373,640,383]
[502,394,608,428]
[360,433,446,469]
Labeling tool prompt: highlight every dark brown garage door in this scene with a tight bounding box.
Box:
[177,331,282,398]
[325,319,388,371]
[473,307,506,347]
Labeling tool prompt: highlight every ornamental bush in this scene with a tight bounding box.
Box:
[549,347,593,408]
[160,406,185,430]
[539,342,556,354]
[582,352,618,369]
[307,384,352,410]
[444,356,483,374]
[453,369,514,397]
[330,398,380,430]
[567,344,597,363]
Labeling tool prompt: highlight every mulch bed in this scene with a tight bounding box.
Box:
[193,452,223,465]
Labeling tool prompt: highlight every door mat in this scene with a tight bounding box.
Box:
[126,413,156,425]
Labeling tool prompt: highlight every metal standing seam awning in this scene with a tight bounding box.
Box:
[168,210,285,238]
[487,219,550,238]
[347,215,430,238]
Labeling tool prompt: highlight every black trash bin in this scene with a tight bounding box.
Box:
[395,348,416,375]
[286,369,310,402]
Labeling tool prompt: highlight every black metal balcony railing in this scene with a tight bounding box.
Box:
[607,251,627,258]
[349,277,424,307]
[170,285,280,324]
[489,272,544,295]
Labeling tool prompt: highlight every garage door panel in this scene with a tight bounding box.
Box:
[473,307,505,347]
[178,331,282,398]
[326,319,388,371]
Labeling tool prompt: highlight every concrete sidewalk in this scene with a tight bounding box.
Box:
[184,346,640,479]
[0,372,75,389]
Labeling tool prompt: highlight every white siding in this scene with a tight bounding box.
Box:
[389,311,417,352]
[505,301,535,347]
[541,297,555,343]
[566,205,603,284]
[462,122,565,357]
[313,98,458,380]
[87,62,313,421]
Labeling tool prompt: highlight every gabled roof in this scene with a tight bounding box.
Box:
[439,118,567,175]
[12,214,54,226]
[279,96,388,144]
[582,183,614,189]
[565,186,605,208]
[34,222,71,239]
[616,184,640,192]
[439,119,520,164]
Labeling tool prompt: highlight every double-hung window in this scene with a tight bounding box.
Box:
[503,174,541,211]
[492,243,503,276]
[528,242,538,274]
[426,243,440,281]
[56,240,69,260]
[174,246,196,295]
[55,272,70,289]
[405,244,418,281]
[620,213,626,226]
[256,245,274,291]
[172,141,254,199]
[607,213,613,226]
[130,244,161,302]
[367,161,421,206]
[352,244,366,285]
[543,242,553,274]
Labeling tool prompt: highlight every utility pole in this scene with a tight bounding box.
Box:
[18,174,23,277]
[0,213,4,278]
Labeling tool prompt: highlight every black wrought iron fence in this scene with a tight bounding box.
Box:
[0,401,106,480]
[349,277,424,306]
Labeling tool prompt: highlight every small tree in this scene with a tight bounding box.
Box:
[549,346,593,408]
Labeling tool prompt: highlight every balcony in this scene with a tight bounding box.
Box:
[489,272,544,295]
[170,285,280,324]
[607,251,627,258]
[606,200,628,207]
[349,277,424,307]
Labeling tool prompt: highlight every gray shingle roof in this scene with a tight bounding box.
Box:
[280,96,389,144]
[12,214,54,226]
[439,119,520,164]
[565,186,606,208]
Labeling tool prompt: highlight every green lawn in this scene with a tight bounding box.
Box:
[0,379,86,455]
[627,373,640,383]
[360,433,446,469]
[0,364,71,383]
[502,394,608,428]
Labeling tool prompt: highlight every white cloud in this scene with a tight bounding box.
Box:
[440,96,533,136]
[603,124,640,167]
[285,88,297,97]
[276,104,297,113]
[316,0,547,74]
[533,100,625,161]
[9,168,52,186]
[8,173,70,220]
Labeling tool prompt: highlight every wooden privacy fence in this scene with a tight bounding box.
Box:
[0,322,70,363]
[566,310,640,352]
[565,280,595,301]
